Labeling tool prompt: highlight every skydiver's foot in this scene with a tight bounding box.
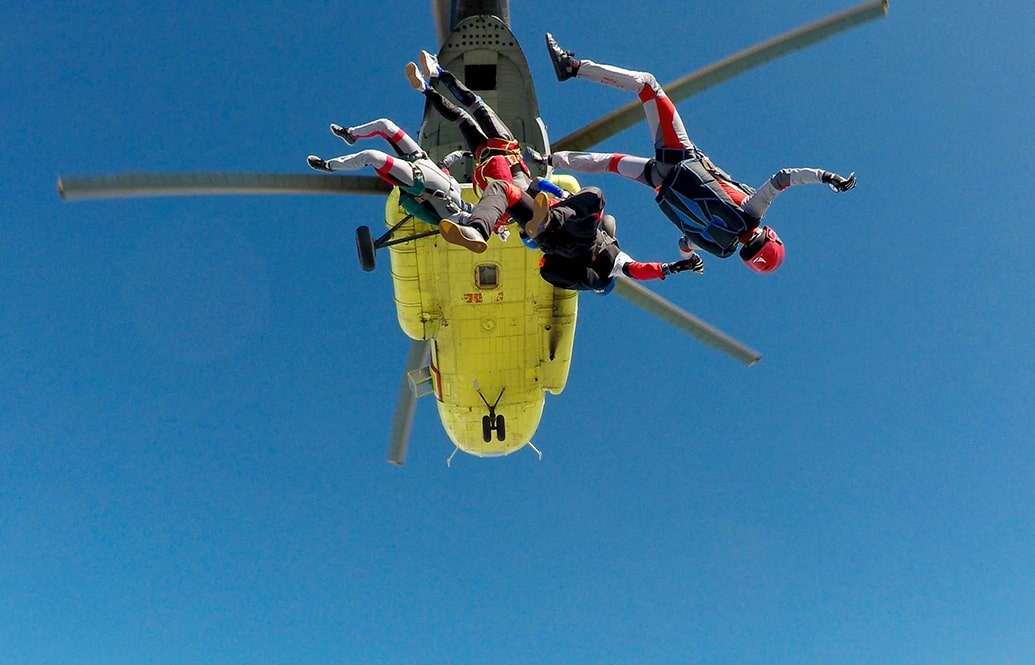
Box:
[440,220,488,253]
[546,33,579,82]
[330,124,356,145]
[307,155,332,172]
[524,192,553,240]
[419,50,440,79]
[405,62,428,91]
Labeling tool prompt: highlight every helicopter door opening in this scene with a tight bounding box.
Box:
[465,64,497,91]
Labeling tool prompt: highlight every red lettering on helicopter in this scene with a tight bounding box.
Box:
[462,293,484,304]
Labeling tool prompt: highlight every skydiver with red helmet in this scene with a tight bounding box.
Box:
[529,34,856,275]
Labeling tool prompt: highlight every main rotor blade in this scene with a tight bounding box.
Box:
[58,172,391,201]
[613,278,761,366]
[387,339,432,465]
[553,0,889,152]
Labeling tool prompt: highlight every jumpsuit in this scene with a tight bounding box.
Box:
[318,118,470,226]
[465,181,671,292]
[422,68,533,196]
[549,60,838,257]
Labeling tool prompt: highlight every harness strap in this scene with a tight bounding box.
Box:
[655,146,697,164]
[401,164,427,198]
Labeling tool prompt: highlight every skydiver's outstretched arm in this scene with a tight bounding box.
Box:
[612,251,704,281]
[741,168,856,219]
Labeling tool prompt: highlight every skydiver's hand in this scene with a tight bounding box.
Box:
[823,171,856,192]
[522,146,549,167]
[663,253,704,276]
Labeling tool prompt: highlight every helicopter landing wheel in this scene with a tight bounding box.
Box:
[356,225,376,272]
[495,414,506,441]
[481,415,492,443]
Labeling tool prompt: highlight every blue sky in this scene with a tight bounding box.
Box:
[4,1,1034,663]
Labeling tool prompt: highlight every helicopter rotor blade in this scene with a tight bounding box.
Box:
[553,0,889,152]
[57,172,391,201]
[387,339,432,465]
[613,278,761,366]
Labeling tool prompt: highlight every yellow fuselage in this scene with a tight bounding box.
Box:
[386,186,576,456]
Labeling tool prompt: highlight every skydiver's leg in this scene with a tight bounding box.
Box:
[467,180,536,236]
[421,86,489,153]
[319,150,417,189]
[437,67,514,141]
[344,118,423,158]
[549,151,655,188]
[575,60,694,153]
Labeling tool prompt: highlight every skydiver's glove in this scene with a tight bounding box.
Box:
[662,253,705,276]
[522,146,550,168]
[439,150,473,170]
[823,171,856,192]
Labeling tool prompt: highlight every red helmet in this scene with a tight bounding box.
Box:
[739,226,784,274]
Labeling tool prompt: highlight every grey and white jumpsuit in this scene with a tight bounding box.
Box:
[319,118,470,225]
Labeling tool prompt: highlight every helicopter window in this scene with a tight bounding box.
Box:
[475,264,499,289]
[465,64,497,91]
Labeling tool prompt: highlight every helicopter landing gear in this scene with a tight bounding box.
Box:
[354,213,441,273]
[478,389,506,442]
[356,225,376,272]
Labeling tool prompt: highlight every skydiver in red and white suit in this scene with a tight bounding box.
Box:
[532,34,857,275]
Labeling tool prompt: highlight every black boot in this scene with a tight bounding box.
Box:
[330,124,356,146]
[546,33,579,82]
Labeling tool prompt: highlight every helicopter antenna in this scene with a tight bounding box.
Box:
[527,441,543,461]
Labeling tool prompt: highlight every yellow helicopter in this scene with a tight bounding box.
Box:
[57,0,889,464]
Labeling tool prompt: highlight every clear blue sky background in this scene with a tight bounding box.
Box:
[4,2,1034,663]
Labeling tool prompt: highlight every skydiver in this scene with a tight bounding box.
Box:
[307,117,472,228]
[527,34,857,274]
[438,179,703,293]
[406,51,534,197]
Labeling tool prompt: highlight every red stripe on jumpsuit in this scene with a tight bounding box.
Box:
[639,86,683,149]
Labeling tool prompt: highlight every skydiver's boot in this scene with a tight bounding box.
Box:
[546,33,579,82]
[440,220,489,253]
[330,124,357,146]
[307,155,332,172]
[523,192,554,240]
[419,50,441,79]
[405,62,429,92]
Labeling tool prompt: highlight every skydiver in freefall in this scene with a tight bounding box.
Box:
[438,179,703,293]
[526,34,857,275]
[307,117,471,228]
[405,50,534,198]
